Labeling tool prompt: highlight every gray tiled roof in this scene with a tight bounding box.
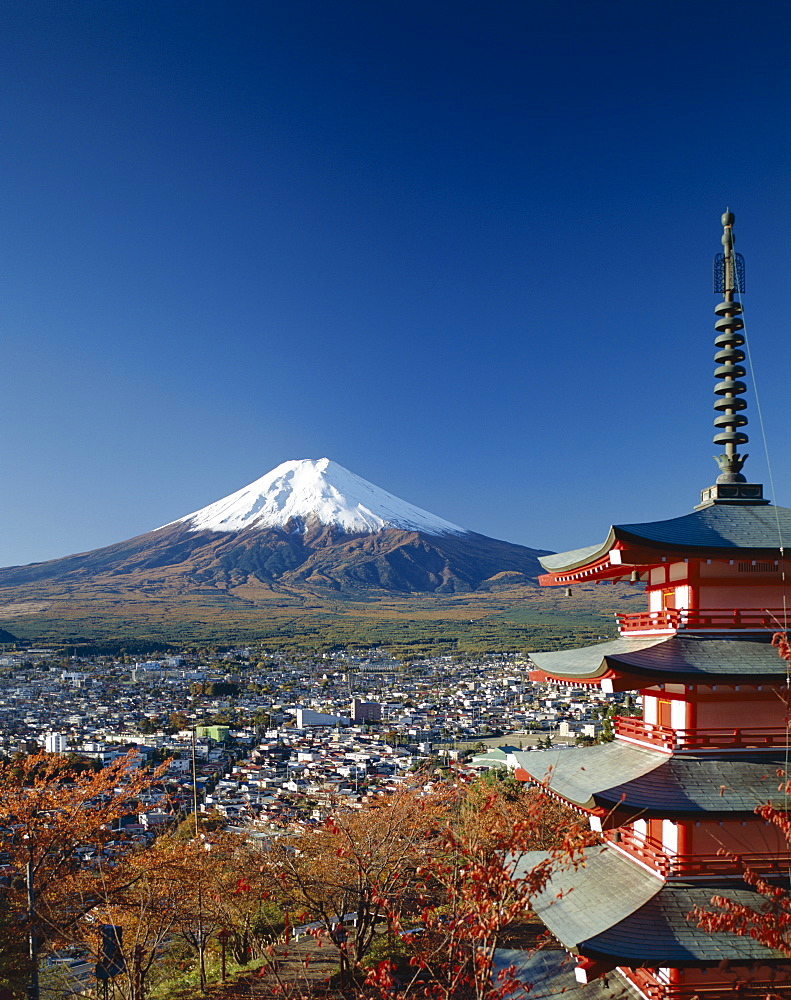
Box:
[517,846,662,948]
[530,635,788,683]
[618,503,791,551]
[522,846,786,964]
[611,635,788,679]
[540,544,605,572]
[530,637,664,679]
[512,744,786,815]
[513,744,658,808]
[492,948,634,1000]
[586,881,787,965]
[539,502,791,573]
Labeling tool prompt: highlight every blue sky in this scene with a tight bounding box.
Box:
[1,0,790,566]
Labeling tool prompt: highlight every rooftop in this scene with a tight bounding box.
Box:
[530,634,789,685]
[540,502,791,579]
[512,744,787,815]
[515,846,788,965]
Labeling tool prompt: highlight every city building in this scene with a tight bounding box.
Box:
[44,731,68,754]
[513,212,791,999]
[350,698,382,723]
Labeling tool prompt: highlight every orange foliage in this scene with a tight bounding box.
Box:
[0,750,169,952]
[262,776,592,1000]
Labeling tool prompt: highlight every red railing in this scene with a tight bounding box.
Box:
[644,985,791,1000]
[625,968,791,1000]
[616,607,790,634]
[606,826,791,878]
[614,715,789,751]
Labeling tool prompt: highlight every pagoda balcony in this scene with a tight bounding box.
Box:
[614,715,789,752]
[616,607,788,635]
[605,827,791,879]
[625,968,791,1000]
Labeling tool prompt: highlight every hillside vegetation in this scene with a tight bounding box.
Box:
[0,582,643,656]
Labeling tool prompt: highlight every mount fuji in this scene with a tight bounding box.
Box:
[167,458,468,538]
[0,459,550,596]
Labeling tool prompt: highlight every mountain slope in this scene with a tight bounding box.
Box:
[0,460,550,597]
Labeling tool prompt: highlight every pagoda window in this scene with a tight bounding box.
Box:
[671,698,689,729]
[661,819,678,856]
[661,588,676,611]
[657,698,673,728]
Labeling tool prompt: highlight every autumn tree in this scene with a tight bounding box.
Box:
[206,836,287,964]
[0,750,168,986]
[68,836,190,1000]
[362,780,591,1000]
[142,830,270,991]
[259,776,591,1000]
[265,784,452,972]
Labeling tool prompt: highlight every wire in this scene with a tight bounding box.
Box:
[732,269,788,630]
[733,248,791,853]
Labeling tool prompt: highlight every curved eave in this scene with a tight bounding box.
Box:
[529,637,664,686]
[512,746,788,817]
[531,664,788,689]
[516,846,788,966]
[538,504,791,585]
[529,665,658,693]
[539,532,617,577]
[529,635,789,687]
[529,665,620,686]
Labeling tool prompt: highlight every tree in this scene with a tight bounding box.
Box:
[204,836,286,964]
[597,706,616,742]
[0,750,168,986]
[471,767,523,802]
[169,711,188,732]
[69,840,185,1000]
[258,777,591,1000]
[65,825,284,998]
[265,785,450,973]
[365,780,592,1000]
[159,833,226,993]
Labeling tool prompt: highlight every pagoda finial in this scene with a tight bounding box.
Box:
[712,209,748,483]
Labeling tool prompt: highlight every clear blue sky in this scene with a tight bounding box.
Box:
[1,0,790,567]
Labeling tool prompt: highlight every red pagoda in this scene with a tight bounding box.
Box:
[513,211,791,1000]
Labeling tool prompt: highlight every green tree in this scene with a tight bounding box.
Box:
[598,706,616,742]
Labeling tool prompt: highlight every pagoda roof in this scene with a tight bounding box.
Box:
[493,948,633,1000]
[540,502,791,576]
[512,744,785,816]
[530,634,787,685]
[516,846,786,965]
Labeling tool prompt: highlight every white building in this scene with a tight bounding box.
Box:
[45,732,68,754]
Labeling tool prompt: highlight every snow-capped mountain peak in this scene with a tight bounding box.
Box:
[169,458,468,537]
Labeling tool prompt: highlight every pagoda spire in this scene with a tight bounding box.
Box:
[712,209,748,482]
[697,212,765,507]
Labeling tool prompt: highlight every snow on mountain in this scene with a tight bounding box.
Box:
[168,458,469,537]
